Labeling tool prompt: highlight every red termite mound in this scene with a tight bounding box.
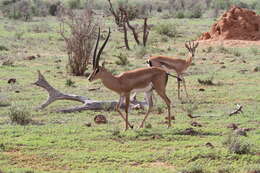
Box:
[199,6,260,41]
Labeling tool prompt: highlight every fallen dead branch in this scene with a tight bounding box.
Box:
[33,71,147,113]
[229,104,243,116]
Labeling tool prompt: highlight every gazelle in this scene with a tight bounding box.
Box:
[88,28,173,130]
[147,41,199,100]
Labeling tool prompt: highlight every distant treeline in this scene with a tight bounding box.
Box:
[0,0,259,21]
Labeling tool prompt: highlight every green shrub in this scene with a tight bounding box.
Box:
[0,45,9,51]
[246,165,260,173]
[178,164,204,173]
[155,23,178,38]
[175,11,185,18]
[115,52,129,66]
[68,0,82,9]
[231,48,242,57]
[216,45,230,54]
[8,104,32,125]
[135,46,147,58]
[217,166,232,173]
[250,47,259,56]
[186,6,202,18]
[223,133,252,154]
[65,79,76,87]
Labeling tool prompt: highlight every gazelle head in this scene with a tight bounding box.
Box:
[185,41,199,57]
[88,28,111,82]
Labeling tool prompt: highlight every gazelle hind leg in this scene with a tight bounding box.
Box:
[182,77,189,99]
[139,90,153,128]
[153,77,173,128]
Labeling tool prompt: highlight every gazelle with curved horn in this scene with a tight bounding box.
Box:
[88,28,173,130]
[147,41,199,100]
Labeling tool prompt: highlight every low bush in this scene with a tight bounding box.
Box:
[223,133,252,154]
[8,104,32,125]
[155,23,178,38]
[115,52,129,66]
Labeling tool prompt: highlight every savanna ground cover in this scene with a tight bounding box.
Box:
[0,0,260,173]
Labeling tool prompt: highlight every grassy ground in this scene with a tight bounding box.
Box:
[0,14,260,173]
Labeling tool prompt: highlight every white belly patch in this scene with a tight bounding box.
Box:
[131,83,153,93]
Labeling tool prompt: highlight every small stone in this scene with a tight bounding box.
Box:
[199,88,205,91]
[190,121,202,127]
[205,142,214,148]
[165,116,175,120]
[8,78,16,84]
[145,123,152,129]
[94,114,107,124]
[24,55,36,60]
[227,123,238,130]
[84,122,91,127]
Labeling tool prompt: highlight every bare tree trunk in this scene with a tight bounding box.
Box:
[143,18,149,47]
[123,21,130,50]
[33,71,146,113]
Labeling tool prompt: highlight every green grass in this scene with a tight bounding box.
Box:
[0,14,260,173]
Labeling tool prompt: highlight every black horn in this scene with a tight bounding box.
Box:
[95,28,111,68]
[93,27,101,69]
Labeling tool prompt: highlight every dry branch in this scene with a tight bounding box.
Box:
[229,104,243,116]
[33,71,147,113]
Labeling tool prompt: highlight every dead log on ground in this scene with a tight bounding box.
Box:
[33,71,147,113]
[229,104,243,116]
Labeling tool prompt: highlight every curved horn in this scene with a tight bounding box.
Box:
[93,27,101,69]
[95,28,111,68]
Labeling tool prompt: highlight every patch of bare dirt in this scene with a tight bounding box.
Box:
[143,161,175,170]
[199,6,260,41]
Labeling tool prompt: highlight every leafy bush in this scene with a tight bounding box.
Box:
[135,46,147,58]
[175,11,185,18]
[115,52,129,65]
[223,133,252,154]
[155,23,178,38]
[3,0,33,21]
[8,104,32,125]
[65,79,76,87]
[231,48,242,57]
[68,0,82,9]
[0,45,9,51]
[250,47,259,56]
[178,164,204,173]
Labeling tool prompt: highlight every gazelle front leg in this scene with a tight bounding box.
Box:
[182,77,189,99]
[177,74,181,100]
[139,90,153,128]
[115,95,133,129]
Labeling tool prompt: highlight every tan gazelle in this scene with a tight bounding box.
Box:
[88,28,173,130]
[147,41,199,100]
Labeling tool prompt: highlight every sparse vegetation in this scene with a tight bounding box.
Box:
[65,79,76,87]
[223,133,252,154]
[115,52,129,65]
[8,104,32,125]
[155,23,178,38]
[0,0,259,172]
[58,6,97,76]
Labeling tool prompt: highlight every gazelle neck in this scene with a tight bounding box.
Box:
[100,70,121,94]
[186,54,194,67]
